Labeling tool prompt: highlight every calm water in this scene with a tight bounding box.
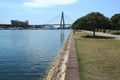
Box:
[0,30,70,80]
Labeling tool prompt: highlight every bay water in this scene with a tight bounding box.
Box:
[0,30,70,80]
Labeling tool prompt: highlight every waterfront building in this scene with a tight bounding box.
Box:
[11,20,29,28]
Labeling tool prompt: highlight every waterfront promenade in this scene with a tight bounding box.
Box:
[65,33,80,80]
[45,32,80,80]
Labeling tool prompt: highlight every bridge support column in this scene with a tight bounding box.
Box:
[60,12,65,29]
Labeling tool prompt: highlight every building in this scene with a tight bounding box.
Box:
[11,20,29,27]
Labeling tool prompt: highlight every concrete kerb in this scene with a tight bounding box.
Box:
[65,32,80,80]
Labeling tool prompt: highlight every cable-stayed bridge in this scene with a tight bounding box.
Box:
[43,12,74,29]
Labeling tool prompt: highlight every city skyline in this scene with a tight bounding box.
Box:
[0,0,120,24]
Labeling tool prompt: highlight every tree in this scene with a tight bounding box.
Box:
[72,18,80,30]
[85,12,109,36]
[72,16,86,31]
[72,12,109,37]
[110,13,120,32]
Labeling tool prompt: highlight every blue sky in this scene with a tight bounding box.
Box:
[0,0,120,24]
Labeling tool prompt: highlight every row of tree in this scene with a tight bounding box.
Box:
[72,12,120,37]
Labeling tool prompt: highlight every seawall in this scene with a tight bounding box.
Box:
[44,32,80,80]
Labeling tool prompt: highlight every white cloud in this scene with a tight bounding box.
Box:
[23,0,78,8]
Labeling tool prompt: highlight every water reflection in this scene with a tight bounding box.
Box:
[60,30,65,46]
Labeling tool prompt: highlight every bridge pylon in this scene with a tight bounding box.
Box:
[60,12,65,29]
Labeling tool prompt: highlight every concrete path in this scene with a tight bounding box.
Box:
[65,33,80,80]
[83,30,120,40]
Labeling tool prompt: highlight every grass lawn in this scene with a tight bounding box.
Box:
[74,31,120,80]
[106,30,120,35]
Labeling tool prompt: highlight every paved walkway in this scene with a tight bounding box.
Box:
[65,33,80,80]
[83,30,120,40]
